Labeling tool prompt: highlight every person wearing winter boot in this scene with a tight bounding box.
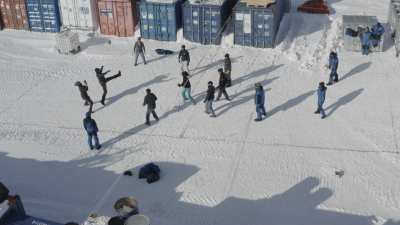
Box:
[178,71,195,105]
[327,51,339,85]
[134,37,147,66]
[75,80,93,113]
[360,27,372,55]
[371,22,385,48]
[224,53,232,87]
[254,82,267,122]
[204,81,216,117]
[178,45,190,73]
[143,89,159,126]
[95,66,122,105]
[83,112,101,150]
[315,82,327,119]
[216,68,230,101]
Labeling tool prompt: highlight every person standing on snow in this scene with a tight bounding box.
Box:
[360,27,372,55]
[254,82,266,122]
[216,68,230,101]
[224,53,232,87]
[204,81,216,117]
[134,37,147,66]
[75,80,94,113]
[95,66,122,105]
[315,82,327,119]
[178,71,196,105]
[83,112,101,150]
[327,51,339,85]
[371,22,385,48]
[143,89,159,126]
[178,45,190,73]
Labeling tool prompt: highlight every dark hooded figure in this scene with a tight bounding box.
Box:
[315,82,327,119]
[216,68,230,101]
[75,80,94,113]
[83,112,101,150]
[327,51,339,85]
[224,53,232,87]
[95,66,122,105]
[143,89,159,126]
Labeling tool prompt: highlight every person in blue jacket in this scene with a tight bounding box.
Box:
[360,27,372,55]
[371,22,385,48]
[254,82,266,122]
[83,112,101,150]
[327,51,339,85]
[314,82,327,119]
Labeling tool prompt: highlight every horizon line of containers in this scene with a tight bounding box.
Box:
[0,0,288,48]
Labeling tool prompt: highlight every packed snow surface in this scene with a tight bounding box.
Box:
[1,0,400,225]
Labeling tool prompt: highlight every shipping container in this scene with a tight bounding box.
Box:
[342,15,383,52]
[138,0,183,41]
[59,0,99,30]
[26,0,62,32]
[388,0,400,56]
[233,0,286,48]
[182,0,237,45]
[0,0,29,30]
[98,0,137,37]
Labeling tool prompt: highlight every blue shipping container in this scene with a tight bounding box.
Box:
[183,0,238,45]
[139,0,185,41]
[26,0,61,32]
[233,0,285,48]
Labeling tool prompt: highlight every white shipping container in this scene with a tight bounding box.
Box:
[59,0,98,30]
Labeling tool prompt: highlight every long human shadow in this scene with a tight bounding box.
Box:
[231,64,284,86]
[341,62,371,81]
[93,74,171,113]
[267,90,316,117]
[325,88,364,117]
[190,56,243,77]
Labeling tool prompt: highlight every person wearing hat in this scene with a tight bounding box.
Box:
[315,82,327,119]
[74,80,93,113]
[254,82,266,122]
[95,65,122,105]
[224,53,232,87]
[83,112,101,150]
[143,89,159,126]
[327,50,339,85]
[134,37,147,66]
[216,68,230,101]
[204,81,216,117]
[178,45,190,73]
[178,71,196,105]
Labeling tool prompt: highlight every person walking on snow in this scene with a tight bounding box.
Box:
[95,66,122,105]
[178,71,196,105]
[83,112,101,150]
[75,80,93,113]
[204,81,216,117]
[134,37,147,66]
[224,53,232,87]
[315,82,327,119]
[254,82,266,122]
[178,45,190,73]
[216,68,230,101]
[371,22,385,48]
[327,51,339,85]
[143,89,159,126]
[360,27,372,55]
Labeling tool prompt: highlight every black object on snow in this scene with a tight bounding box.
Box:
[108,216,125,225]
[155,49,174,55]
[345,28,359,37]
[335,170,345,178]
[65,223,79,225]
[123,171,133,176]
[139,163,161,184]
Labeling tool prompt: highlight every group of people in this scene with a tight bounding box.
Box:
[357,22,385,55]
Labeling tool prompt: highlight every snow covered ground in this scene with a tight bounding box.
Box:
[1,0,400,224]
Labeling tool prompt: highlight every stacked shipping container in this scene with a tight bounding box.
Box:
[97,0,137,37]
[26,0,61,32]
[138,0,184,41]
[182,0,237,45]
[0,0,29,30]
[59,0,98,30]
[233,0,285,48]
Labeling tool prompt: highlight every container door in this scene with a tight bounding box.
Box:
[0,0,16,29]
[185,5,202,43]
[60,0,73,27]
[27,0,43,31]
[159,5,168,40]
[166,4,176,41]
[234,9,252,47]
[124,1,134,36]
[253,10,272,48]
[15,0,28,29]
[41,0,59,32]
[209,8,220,44]
[139,3,150,39]
[202,7,211,44]
[147,4,156,39]
[78,0,92,28]
[115,2,125,36]
[98,1,114,35]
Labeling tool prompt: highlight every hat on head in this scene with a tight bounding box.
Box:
[208,81,213,85]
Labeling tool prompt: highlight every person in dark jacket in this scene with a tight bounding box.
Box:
[254,82,266,121]
[371,22,385,48]
[83,112,101,150]
[178,45,190,73]
[327,51,339,85]
[143,89,159,125]
[204,81,216,117]
[360,27,372,55]
[178,71,195,105]
[134,37,146,66]
[95,66,122,105]
[75,80,93,113]
[315,82,327,119]
[224,53,232,87]
[216,68,230,101]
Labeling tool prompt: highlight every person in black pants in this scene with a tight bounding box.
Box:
[216,68,230,101]
[95,66,122,105]
[143,89,159,126]
[75,80,93,113]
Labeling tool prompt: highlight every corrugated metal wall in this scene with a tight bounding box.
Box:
[26,0,61,32]
[98,0,137,37]
[0,0,29,30]
[138,0,182,41]
[59,0,99,30]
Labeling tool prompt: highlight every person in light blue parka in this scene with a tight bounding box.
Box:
[254,82,267,122]
[360,27,372,55]
[314,82,327,119]
[327,51,339,85]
